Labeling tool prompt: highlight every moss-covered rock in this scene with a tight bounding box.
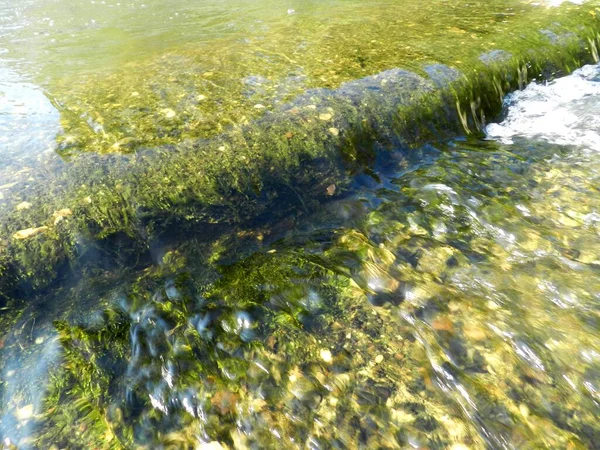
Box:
[1,6,599,303]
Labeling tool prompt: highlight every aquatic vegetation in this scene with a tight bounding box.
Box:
[1,1,600,448]
[10,132,598,448]
[1,8,600,302]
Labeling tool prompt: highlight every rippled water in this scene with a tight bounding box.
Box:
[1,0,600,447]
[2,62,599,448]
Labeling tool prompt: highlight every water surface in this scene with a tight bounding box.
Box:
[2,62,599,448]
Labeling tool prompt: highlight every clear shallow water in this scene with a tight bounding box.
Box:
[2,65,600,448]
[0,0,594,157]
[1,0,600,447]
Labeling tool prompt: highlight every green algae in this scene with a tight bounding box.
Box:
[2,9,600,301]
[38,2,599,154]
[16,133,600,448]
[2,5,600,446]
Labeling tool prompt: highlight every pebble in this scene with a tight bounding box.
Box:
[35,337,45,345]
[319,113,332,121]
[487,300,501,310]
[329,127,339,136]
[161,108,177,119]
[463,323,486,341]
[375,354,384,364]
[254,104,266,109]
[15,404,34,421]
[16,202,32,211]
[320,348,333,363]
[196,94,207,101]
[432,317,453,332]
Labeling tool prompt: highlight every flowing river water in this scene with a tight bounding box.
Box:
[1,0,600,449]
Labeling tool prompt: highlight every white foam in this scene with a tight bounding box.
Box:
[486,64,600,151]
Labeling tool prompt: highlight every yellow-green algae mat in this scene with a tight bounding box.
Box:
[0,2,600,447]
[1,0,600,298]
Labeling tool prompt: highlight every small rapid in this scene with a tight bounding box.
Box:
[487,63,600,150]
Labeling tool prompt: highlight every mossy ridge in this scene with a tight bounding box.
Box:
[1,13,600,303]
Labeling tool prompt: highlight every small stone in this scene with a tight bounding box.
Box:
[16,202,32,211]
[15,404,34,421]
[130,91,140,97]
[306,104,317,110]
[254,104,266,109]
[319,113,332,121]
[210,391,239,415]
[218,146,226,151]
[13,226,48,240]
[375,354,384,364]
[320,348,333,363]
[161,108,176,119]
[519,403,530,418]
[432,317,453,332]
[463,323,486,341]
[35,337,45,345]
[329,127,339,136]
[487,300,500,310]
[326,184,336,196]
[196,94,207,101]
